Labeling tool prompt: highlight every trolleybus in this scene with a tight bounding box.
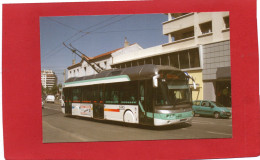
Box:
[62,64,195,126]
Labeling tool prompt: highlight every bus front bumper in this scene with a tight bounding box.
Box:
[154,117,192,126]
[153,111,193,126]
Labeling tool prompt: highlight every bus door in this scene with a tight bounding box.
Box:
[139,80,154,125]
[64,88,72,115]
[93,85,104,119]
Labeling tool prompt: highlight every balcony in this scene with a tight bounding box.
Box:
[162,36,195,50]
[163,13,194,35]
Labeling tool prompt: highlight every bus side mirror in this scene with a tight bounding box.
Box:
[153,74,160,88]
[193,81,197,90]
[184,72,196,89]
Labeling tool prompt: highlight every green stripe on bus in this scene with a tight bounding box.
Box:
[145,111,193,120]
[138,101,145,113]
[65,75,130,85]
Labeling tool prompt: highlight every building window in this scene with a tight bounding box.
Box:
[126,62,131,67]
[161,54,169,66]
[120,64,125,69]
[145,58,152,64]
[104,61,107,68]
[169,54,179,68]
[84,67,87,74]
[189,48,200,68]
[168,48,200,69]
[138,59,144,66]
[132,61,138,67]
[153,56,160,65]
[224,16,230,29]
[172,26,194,41]
[179,51,189,69]
[113,64,119,69]
[200,21,212,34]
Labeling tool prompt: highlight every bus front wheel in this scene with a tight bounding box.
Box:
[123,110,135,123]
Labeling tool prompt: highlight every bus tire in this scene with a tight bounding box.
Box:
[123,110,135,123]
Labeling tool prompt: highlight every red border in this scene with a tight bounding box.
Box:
[2,0,260,159]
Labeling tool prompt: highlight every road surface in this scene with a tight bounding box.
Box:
[42,102,232,143]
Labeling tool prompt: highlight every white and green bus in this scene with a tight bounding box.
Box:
[62,64,195,126]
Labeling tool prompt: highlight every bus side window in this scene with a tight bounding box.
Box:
[120,81,137,104]
[145,80,153,112]
[99,85,104,102]
[105,84,119,104]
[72,88,81,102]
[92,85,99,102]
[82,86,92,103]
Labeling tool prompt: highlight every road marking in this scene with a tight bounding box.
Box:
[43,107,61,111]
[207,131,232,136]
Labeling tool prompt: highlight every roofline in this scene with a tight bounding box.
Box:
[67,43,139,70]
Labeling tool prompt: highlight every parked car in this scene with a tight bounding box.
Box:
[42,98,44,108]
[192,100,231,118]
[45,95,55,103]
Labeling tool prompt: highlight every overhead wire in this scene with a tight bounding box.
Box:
[41,15,120,61]
[69,15,134,44]
[63,15,120,43]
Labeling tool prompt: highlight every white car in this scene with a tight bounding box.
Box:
[42,98,44,108]
[46,95,55,103]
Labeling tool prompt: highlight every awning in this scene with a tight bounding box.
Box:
[216,67,231,79]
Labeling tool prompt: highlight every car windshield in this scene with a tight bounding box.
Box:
[156,80,191,106]
[211,101,225,107]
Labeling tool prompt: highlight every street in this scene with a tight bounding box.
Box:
[42,102,232,143]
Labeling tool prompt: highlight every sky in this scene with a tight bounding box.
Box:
[40,14,169,84]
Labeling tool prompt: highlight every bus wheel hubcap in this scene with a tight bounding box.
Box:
[124,111,134,123]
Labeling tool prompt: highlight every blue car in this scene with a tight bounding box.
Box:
[192,100,231,118]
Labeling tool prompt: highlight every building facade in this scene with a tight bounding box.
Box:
[41,70,57,88]
[67,41,143,78]
[111,12,231,106]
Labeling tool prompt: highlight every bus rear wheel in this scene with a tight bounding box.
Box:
[124,110,135,123]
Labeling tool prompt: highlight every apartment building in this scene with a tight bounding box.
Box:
[41,70,57,88]
[111,12,231,106]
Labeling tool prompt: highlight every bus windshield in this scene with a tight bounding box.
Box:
[156,79,191,106]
